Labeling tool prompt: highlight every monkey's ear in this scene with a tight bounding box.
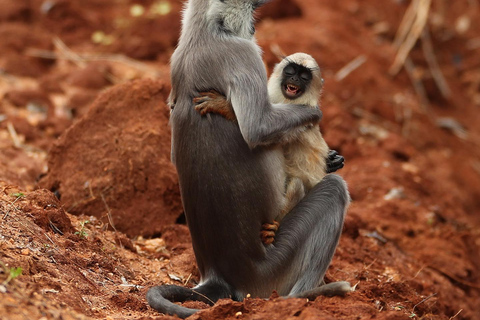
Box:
[270,44,286,61]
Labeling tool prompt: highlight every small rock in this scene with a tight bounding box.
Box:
[384,187,406,200]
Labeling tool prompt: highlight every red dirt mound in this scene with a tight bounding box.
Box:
[38,79,182,238]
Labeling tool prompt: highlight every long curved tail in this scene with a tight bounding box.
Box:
[146,285,205,318]
[146,281,233,318]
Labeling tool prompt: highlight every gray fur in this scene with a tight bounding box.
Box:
[148,0,351,317]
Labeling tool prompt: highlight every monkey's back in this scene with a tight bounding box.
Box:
[170,97,286,294]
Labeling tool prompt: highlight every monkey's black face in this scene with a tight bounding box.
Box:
[281,63,313,100]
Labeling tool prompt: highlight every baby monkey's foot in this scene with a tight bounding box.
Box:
[261,220,280,245]
[326,150,345,173]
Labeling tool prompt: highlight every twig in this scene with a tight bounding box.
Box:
[184,273,192,286]
[56,37,123,83]
[429,265,480,289]
[436,117,468,139]
[25,48,155,75]
[449,309,463,320]
[88,182,95,199]
[100,193,118,234]
[334,55,367,81]
[390,0,432,75]
[412,292,437,313]
[392,0,418,48]
[2,194,23,221]
[364,259,377,270]
[2,205,10,221]
[421,26,452,99]
[403,57,429,110]
[43,232,58,248]
[191,289,215,306]
[100,193,124,249]
[6,122,21,148]
[413,265,426,279]
[53,37,85,68]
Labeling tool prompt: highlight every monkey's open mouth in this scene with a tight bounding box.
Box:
[284,84,302,98]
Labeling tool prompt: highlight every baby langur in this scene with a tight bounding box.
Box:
[268,53,344,217]
[195,53,344,236]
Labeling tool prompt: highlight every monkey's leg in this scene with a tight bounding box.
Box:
[326,150,345,173]
[268,174,351,297]
[262,176,305,245]
[280,177,305,221]
[194,90,237,121]
[292,281,353,299]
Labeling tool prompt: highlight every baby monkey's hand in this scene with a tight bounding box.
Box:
[326,150,345,173]
[194,90,237,121]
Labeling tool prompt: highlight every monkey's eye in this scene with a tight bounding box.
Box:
[300,71,312,82]
[284,65,296,76]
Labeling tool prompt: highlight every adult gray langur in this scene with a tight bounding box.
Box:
[146,0,352,318]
